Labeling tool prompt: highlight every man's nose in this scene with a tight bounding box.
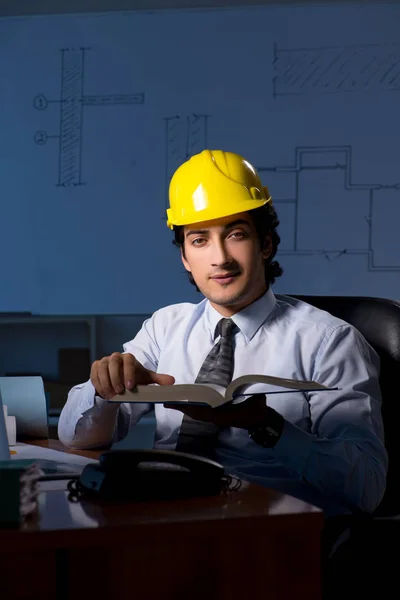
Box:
[210,239,232,267]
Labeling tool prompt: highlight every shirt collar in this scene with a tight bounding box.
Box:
[205,288,277,342]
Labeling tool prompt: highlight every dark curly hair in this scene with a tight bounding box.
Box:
[172,202,283,290]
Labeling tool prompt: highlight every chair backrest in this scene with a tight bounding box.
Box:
[291,295,400,516]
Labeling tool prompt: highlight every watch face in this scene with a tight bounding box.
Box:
[249,409,284,448]
[251,425,280,448]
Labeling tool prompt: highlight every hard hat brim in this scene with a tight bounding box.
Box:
[166,197,271,230]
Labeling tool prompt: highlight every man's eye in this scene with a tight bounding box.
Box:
[192,237,206,246]
[229,231,246,239]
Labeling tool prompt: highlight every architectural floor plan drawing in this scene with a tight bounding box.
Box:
[33,47,145,187]
[164,113,209,205]
[273,42,400,97]
[257,146,400,271]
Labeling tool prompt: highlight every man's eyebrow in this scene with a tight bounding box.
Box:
[185,228,208,238]
[223,219,251,231]
[185,219,251,238]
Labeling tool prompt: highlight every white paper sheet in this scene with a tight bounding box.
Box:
[11,442,97,475]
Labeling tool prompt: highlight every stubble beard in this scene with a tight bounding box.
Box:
[198,279,250,307]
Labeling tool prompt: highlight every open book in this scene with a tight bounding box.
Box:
[109,374,338,409]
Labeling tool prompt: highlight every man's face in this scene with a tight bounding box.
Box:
[181,212,271,316]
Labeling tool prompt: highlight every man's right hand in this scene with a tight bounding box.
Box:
[90,352,175,400]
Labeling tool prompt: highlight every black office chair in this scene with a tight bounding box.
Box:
[291,296,400,598]
[292,295,400,517]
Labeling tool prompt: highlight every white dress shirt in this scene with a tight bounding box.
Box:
[58,289,388,516]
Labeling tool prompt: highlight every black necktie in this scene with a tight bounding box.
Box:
[175,318,236,458]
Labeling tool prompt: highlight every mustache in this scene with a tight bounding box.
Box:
[209,268,242,278]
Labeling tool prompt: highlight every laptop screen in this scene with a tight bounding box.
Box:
[0,389,11,460]
[0,377,49,439]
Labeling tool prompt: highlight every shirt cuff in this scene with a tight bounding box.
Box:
[271,419,316,476]
[80,381,119,415]
[93,393,120,414]
[94,395,111,408]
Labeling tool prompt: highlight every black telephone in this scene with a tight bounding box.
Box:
[68,449,233,502]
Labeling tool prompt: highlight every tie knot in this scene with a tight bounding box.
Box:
[218,318,236,339]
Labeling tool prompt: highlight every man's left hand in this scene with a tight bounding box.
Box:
[164,393,268,430]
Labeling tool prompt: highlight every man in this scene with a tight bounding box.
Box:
[58,149,387,517]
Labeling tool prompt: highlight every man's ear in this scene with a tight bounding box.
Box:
[261,234,272,260]
[181,247,191,273]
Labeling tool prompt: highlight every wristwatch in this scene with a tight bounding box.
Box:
[248,407,285,448]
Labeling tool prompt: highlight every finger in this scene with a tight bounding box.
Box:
[246,393,267,409]
[96,357,115,399]
[133,360,175,387]
[248,393,267,403]
[121,353,138,389]
[90,361,103,397]
[108,353,125,394]
[148,370,175,386]
[210,394,267,428]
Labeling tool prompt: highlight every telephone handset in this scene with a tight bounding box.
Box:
[69,449,232,502]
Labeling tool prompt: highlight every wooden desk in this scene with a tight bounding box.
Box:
[0,440,324,600]
[34,437,101,459]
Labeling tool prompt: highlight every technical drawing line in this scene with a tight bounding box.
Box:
[274,42,400,96]
[164,113,209,207]
[59,48,83,187]
[34,47,145,187]
[57,50,65,187]
[258,145,400,271]
[82,93,144,105]
[78,48,85,186]
[258,146,384,190]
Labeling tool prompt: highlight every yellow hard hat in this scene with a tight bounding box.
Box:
[166,149,272,229]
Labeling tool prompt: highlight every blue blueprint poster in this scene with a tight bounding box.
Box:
[0,4,399,313]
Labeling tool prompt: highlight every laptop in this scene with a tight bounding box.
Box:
[0,376,49,439]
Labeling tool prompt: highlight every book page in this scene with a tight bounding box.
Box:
[112,383,227,407]
[226,374,331,400]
